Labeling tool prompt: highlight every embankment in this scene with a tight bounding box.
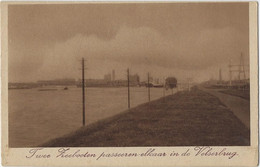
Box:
[41,86,249,147]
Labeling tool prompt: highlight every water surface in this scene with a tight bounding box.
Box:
[9,87,176,147]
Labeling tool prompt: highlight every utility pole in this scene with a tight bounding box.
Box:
[127,68,130,109]
[81,58,86,126]
[148,72,151,102]
[229,59,232,87]
[163,77,165,98]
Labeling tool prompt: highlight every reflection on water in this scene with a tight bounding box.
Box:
[9,87,176,147]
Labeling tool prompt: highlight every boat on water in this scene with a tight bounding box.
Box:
[145,82,164,88]
[153,84,164,88]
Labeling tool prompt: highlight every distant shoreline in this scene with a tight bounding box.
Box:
[8,85,164,90]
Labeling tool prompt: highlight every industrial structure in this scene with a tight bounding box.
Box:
[204,53,249,90]
[228,53,249,89]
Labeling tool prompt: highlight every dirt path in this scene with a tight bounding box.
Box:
[199,87,250,129]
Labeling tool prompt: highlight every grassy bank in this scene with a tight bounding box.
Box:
[42,86,249,147]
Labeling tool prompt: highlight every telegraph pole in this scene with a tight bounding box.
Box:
[163,77,165,98]
[82,58,86,126]
[163,77,166,102]
[127,68,130,109]
[148,72,150,102]
[229,59,232,87]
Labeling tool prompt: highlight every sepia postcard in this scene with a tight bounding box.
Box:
[1,1,258,166]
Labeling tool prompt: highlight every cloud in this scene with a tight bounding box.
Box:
[8,4,249,83]
[8,25,243,83]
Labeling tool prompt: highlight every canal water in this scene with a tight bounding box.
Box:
[8,87,176,147]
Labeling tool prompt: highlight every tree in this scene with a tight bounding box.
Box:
[165,77,177,94]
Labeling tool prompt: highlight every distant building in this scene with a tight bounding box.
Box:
[129,74,140,85]
[75,72,140,87]
[112,70,115,81]
[37,78,76,85]
[113,79,128,86]
[104,74,111,82]
[8,82,39,89]
[85,79,109,87]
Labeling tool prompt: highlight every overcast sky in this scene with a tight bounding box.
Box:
[8,3,249,83]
